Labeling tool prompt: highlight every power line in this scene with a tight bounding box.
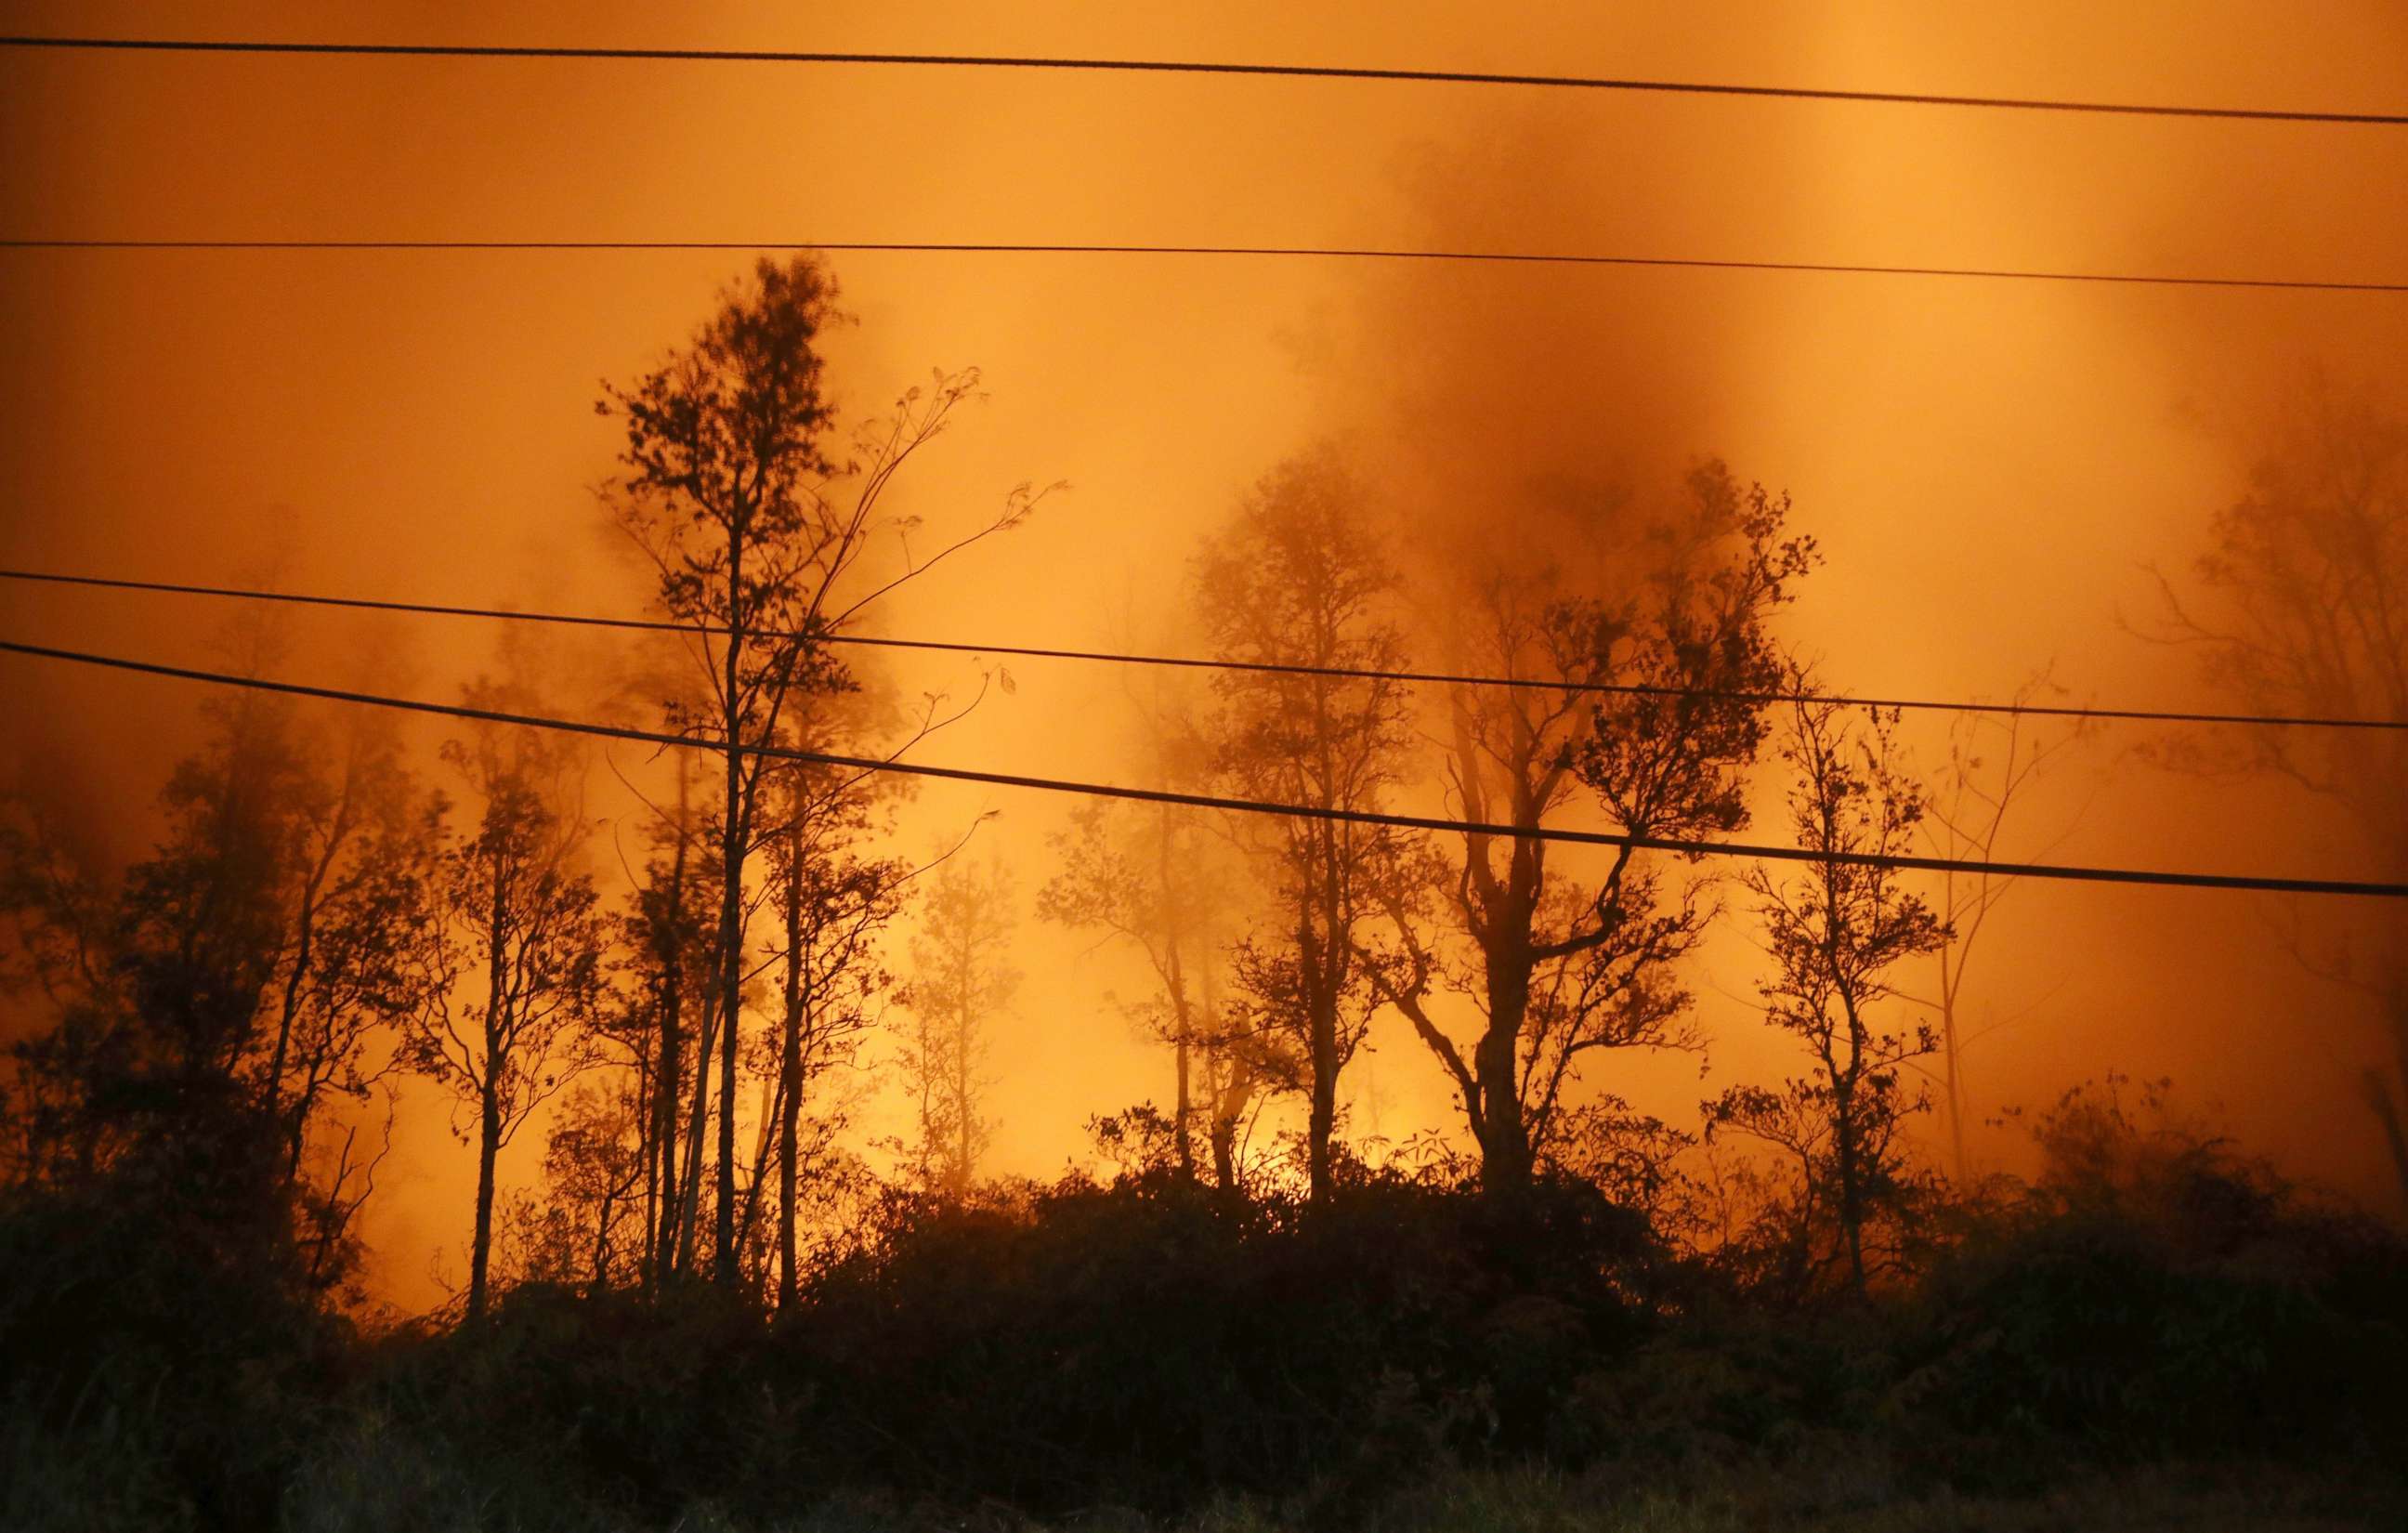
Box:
[6,566,2401,735]
[3,33,2402,127]
[4,634,2403,899]
[2,239,2401,296]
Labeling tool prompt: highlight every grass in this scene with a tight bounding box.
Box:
[13,1401,2398,1532]
[263,1447,2408,1533]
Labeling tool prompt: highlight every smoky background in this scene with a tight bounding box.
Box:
[4,0,2406,1307]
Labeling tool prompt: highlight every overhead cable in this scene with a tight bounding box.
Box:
[6,635,2403,898]
[3,239,2401,295]
[7,567,2399,734]
[3,33,2402,127]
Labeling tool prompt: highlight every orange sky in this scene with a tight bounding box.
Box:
[5,1,2407,1308]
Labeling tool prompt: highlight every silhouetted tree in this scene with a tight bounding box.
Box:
[1041,799,1218,1182]
[0,782,114,1184]
[2151,379,2408,1202]
[604,749,729,1290]
[1913,675,2091,1179]
[603,255,1043,1283]
[402,689,609,1319]
[1040,677,1242,1187]
[253,712,443,1192]
[1708,693,1946,1297]
[501,1080,649,1291]
[14,666,353,1219]
[900,856,1018,1197]
[765,744,907,1306]
[0,669,386,1323]
[1371,465,1811,1194]
[113,688,312,1123]
[0,689,313,1353]
[1197,966,1265,1196]
[1198,446,1416,1204]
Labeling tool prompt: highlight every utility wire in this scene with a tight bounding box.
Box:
[6,566,2401,735]
[3,33,2402,126]
[5,634,2404,899]
[2,239,2401,296]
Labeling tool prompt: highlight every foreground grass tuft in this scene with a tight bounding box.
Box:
[256,1450,2408,1533]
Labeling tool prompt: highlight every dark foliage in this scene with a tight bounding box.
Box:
[0,1102,346,1528]
[779,1172,1658,1511]
[331,1172,1662,1524]
[2,1101,2402,1529]
[1893,1106,2408,1465]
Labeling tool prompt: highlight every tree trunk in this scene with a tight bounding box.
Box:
[1472,918,1536,1194]
[1307,961,1338,1204]
[592,1180,618,1290]
[1205,950,1249,1200]
[471,853,509,1320]
[469,1078,501,1320]
[1472,1024,1531,1194]
[637,1045,660,1292]
[714,533,746,1286]
[952,987,974,1198]
[1174,1027,1195,1183]
[1211,1107,1239,1194]
[714,851,741,1282]
[262,878,315,1136]
[1834,1075,1866,1297]
[736,1073,779,1261]
[649,983,680,1285]
[649,759,690,1288]
[1307,1070,1336,1201]
[1151,805,1197,1184]
[675,988,718,1276]
[1941,954,1969,1182]
[268,760,358,1168]
[778,817,805,1310]
[1302,663,1351,1208]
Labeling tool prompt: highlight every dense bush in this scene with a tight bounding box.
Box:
[773,1172,1659,1510]
[337,1171,1667,1521]
[0,1104,348,1530]
[3,1101,2402,1530]
[1895,1104,2408,1460]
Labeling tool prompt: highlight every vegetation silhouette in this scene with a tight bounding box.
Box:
[3,274,2404,1530]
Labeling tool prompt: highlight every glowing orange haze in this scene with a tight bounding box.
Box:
[4,1,2406,1308]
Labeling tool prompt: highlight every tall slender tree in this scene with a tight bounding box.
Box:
[900,856,1019,1198]
[1040,675,1241,1186]
[1913,677,2091,1180]
[1040,799,1218,1182]
[1197,445,1415,1204]
[765,744,907,1306]
[255,712,443,1190]
[603,256,1043,1282]
[610,750,725,1290]
[403,687,609,1319]
[1708,693,1946,1298]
